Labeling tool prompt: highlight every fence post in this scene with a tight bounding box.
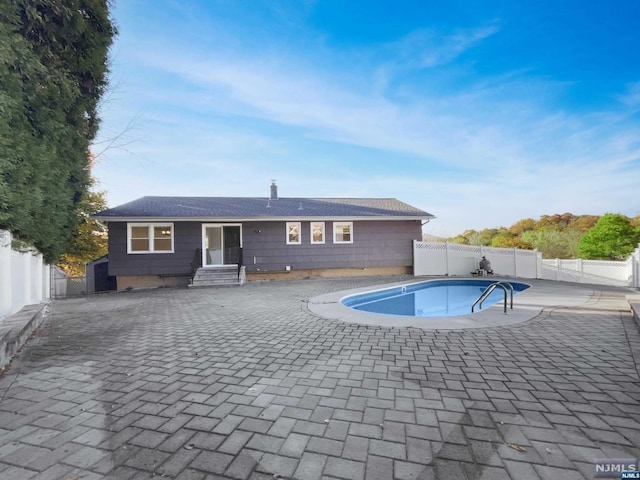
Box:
[445,242,450,276]
[513,248,518,277]
[412,240,416,276]
[43,264,51,300]
[32,253,42,303]
[636,246,639,288]
[23,248,32,306]
[556,258,561,281]
[49,265,55,299]
[0,230,12,317]
[577,258,584,284]
[633,244,640,288]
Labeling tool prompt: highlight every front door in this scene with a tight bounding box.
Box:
[202,224,242,266]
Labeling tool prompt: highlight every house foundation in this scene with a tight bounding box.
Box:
[246,266,411,282]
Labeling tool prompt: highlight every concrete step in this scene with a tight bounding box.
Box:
[193,274,238,281]
[193,274,239,281]
[190,282,241,288]
[190,267,243,288]
[194,270,238,276]
[192,277,240,284]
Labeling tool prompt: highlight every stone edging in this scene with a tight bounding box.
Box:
[0,303,48,370]
[628,295,640,330]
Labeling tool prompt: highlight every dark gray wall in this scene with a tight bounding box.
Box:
[241,220,421,272]
[108,220,422,276]
[107,222,202,276]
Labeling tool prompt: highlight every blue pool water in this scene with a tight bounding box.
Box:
[342,279,530,317]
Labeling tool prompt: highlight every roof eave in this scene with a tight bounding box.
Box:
[91,215,435,223]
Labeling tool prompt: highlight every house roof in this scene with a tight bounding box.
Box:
[94,196,435,222]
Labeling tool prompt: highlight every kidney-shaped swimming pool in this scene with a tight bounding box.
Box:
[342,279,530,317]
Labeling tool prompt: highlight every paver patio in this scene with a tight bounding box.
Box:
[0,276,638,479]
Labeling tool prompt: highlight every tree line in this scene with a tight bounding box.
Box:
[0,1,115,264]
[442,213,640,260]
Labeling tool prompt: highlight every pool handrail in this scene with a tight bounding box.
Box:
[471,281,514,313]
[475,283,507,313]
[500,281,514,310]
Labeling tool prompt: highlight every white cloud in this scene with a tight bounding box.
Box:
[619,81,640,111]
[385,23,500,70]
[141,48,640,173]
[95,15,640,236]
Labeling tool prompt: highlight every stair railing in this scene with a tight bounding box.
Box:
[191,248,202,277]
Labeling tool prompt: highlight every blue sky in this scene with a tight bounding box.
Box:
[93,0,640,237]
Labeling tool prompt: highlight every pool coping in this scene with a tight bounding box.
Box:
[308,276,597,330]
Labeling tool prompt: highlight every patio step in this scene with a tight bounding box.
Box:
[190,267,244,287]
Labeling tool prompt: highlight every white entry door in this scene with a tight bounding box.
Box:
[204,226,223,266]
[202,224,242,267]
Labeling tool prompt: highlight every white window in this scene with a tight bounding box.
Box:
[333,222,353,244]
[127,223,174,253]
[286,222,301,245]
[310,222,325,244]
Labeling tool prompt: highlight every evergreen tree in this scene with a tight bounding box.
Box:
[0,0,115,263]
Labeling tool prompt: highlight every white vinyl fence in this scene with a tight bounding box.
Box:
[0,229,50,320]
[413,241,542,278]
[541,257,636,287]
[414,241,640,288]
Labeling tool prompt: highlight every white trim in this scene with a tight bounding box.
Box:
[333,222,353,244]
[310,222,325,244]
[127,223,174,254]
[286,222,302,245]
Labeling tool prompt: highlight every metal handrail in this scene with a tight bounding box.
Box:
[471,281,514,313]
[191,248,203,276]
[498,281,514,310]
[472,283,504,313]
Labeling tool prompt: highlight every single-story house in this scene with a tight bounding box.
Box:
[93,182,435,290]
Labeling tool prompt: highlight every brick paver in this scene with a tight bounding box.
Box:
[0,277,638,479]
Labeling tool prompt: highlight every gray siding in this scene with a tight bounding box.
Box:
[108,222,202,276]
[107,220,422,276]
[242,220,421,272]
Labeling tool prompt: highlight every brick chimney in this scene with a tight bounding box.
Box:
[270,180,278,200]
